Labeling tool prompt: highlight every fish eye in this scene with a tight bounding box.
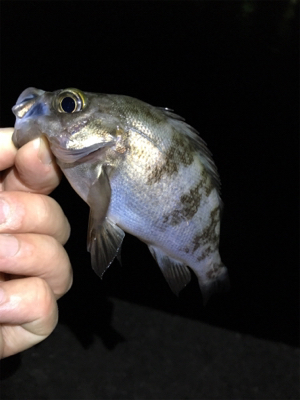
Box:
[57,90,84,113]
[61,96,76,113]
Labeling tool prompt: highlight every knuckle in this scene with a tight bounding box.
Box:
[22,278,58,338]
[0,192,70,243]
[59,216,71,245]
[28,277,58,336]
[36,195,70,243]
[0,192,25,231]
[35,237,73,300]
[49,243,73,299]
[30,277,56,318]
[58,258,73,299]
[35,195,52,226]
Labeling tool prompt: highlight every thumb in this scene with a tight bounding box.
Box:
[5,137,62,194]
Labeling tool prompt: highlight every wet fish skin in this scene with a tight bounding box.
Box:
[12,87,229,303]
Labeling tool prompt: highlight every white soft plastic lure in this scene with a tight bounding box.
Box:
[12,87,229,303]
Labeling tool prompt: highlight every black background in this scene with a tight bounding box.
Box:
[0,1,299,398]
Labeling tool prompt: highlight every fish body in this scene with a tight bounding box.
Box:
[12,87,229,303]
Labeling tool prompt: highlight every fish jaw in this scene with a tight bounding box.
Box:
[12,88,48,148]
[12,87,46,119]
[12,87,71,155]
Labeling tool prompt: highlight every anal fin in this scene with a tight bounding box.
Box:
[148,245,191,295]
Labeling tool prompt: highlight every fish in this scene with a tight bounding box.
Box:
[12,87,229,304]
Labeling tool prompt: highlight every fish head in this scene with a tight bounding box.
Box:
[12,87,121,164]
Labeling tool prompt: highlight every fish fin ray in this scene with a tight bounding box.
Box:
[88,217,125,278]
[148,245,191,295]
[87,165,111,223]
[116,246,123,266]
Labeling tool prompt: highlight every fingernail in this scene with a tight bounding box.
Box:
[0,235,19,258]
[33,137,53,165]
[0,199,10,225]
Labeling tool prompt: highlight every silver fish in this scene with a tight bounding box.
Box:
[12,87,229,303]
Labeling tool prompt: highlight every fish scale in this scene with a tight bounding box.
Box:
[12,87,229,304]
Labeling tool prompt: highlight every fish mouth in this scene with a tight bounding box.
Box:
[12,87,46,119]
[12,124,44,149]
[12,88,48,149]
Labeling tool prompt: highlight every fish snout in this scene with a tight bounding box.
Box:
[12,87,45,119]
[12,88,47,148]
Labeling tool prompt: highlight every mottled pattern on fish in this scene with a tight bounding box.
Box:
[12,87,229,303]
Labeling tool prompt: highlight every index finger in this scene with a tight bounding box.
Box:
[0,128,17,170]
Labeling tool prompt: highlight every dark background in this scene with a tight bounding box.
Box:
[0,2,299,399]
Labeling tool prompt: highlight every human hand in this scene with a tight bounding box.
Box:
[0,128,72,358]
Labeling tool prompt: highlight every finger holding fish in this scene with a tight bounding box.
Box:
[0,127,72,358]
[0,128,18,171]
[1,130,61,194]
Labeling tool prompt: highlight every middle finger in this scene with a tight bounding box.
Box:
[0,191,70,244]
[0,233,72,299]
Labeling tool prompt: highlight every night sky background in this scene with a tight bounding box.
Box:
[0,2,299,398]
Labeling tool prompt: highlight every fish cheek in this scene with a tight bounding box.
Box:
[66,120,117,150]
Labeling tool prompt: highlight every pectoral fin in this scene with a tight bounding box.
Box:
[148,245,191,295]
[87,165,125,277]
[88,217,125,278]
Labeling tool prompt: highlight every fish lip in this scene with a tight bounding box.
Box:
[15,87,45,105]
[12,98,37,119]
[12,88,46,119]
